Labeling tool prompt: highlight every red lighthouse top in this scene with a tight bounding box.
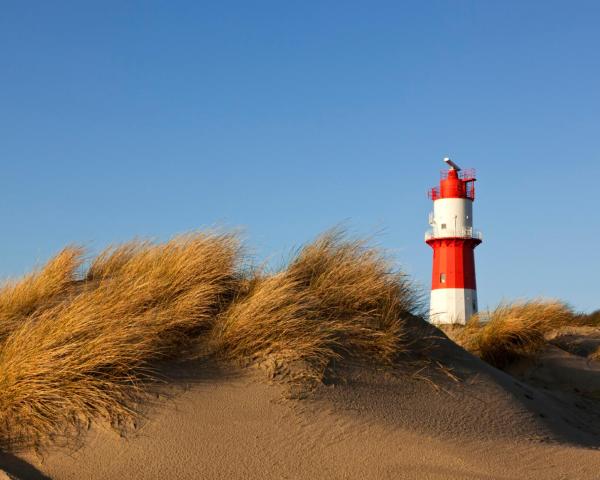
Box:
[428,158,476,201]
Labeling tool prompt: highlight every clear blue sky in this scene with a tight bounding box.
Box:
[1,1,598,312]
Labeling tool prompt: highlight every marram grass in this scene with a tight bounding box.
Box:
[449,299,575,368]
[0,229,417,451]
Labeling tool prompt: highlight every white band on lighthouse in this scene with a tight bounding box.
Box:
[430,288,478,325]
[430,198,473,237]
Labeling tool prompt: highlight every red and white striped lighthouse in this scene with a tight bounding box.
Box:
[425,157,482,325]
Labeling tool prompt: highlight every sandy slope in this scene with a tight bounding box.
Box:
[7,321,600,480]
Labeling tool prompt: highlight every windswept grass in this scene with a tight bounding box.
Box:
[212,231,417,381]
[574,309,600,327]
[0,233,241,450]
[0,229,418,451]
[0,247,84,342]
[451,300,575,368]
[212,273,326,377]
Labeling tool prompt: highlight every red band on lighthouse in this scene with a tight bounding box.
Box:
[426,237,481,289]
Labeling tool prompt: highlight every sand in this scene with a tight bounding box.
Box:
[5,321,600,479]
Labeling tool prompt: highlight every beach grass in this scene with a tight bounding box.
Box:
[447,300,575,368]
[0,229,417,450]
[212,230,416,381]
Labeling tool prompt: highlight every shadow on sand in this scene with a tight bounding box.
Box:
[0,452,51,480]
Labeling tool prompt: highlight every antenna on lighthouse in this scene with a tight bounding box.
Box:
[443,156,461,171]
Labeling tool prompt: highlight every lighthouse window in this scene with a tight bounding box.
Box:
[441,223,447,229]
[440,273,446,284]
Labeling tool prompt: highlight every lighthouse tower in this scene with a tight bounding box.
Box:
[425,157,482,325]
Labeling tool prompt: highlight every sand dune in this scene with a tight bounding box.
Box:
[4,319,599,480]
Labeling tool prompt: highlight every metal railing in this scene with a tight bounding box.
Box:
[428,183,476,201]
[424,228,483,242]
[440,168,476,181]
[428,168,477,201]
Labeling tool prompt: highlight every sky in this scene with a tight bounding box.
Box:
[1,1,599,312]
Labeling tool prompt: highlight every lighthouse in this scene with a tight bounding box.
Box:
[425,157,482,325]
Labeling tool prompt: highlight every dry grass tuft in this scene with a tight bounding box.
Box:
[452,300,575,368]
[212,230,417,382]
[0,247,84,342]
[212,273,330,380]
[573,309,600,327]
[0,232,241,450]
